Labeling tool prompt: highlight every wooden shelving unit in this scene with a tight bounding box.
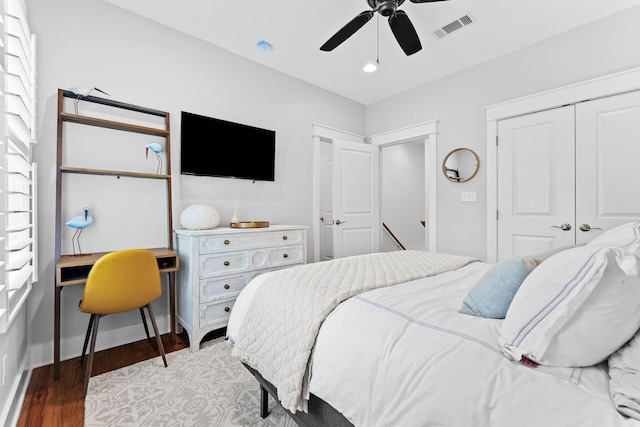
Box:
[53,89,177,379]
[54,88,173,259]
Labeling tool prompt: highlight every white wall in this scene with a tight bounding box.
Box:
[25,0,365,368]
[366,5,640,260]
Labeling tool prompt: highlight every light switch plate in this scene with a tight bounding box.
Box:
[461,191,477,202]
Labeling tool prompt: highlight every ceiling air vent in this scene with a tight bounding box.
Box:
[433,14,475,39]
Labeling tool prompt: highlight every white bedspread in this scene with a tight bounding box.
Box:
[229,250,477,413]
[229,257,640,426]
[310,262,640,427]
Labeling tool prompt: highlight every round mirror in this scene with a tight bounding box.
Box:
[442,148,480,183]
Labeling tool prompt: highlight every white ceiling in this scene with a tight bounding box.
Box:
[103,0,640,105]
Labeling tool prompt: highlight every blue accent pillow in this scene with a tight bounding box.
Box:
[459,257,531,319]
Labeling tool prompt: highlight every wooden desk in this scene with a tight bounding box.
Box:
[53,248,179,380]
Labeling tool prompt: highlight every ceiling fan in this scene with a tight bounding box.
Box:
[320,0,449,56]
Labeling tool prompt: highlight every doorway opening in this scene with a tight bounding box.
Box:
[312,121,438,262]
[380,140,425,252]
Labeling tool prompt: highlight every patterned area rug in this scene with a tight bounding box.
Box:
[84,337,297,426]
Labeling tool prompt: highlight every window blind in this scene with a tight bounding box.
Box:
[0,0,36,333]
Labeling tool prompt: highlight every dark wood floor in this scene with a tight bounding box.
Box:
[16,330,221,427]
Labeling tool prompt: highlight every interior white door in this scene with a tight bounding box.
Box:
[497,106,576,261]
[575,90,640,244]
[333,139,380,258]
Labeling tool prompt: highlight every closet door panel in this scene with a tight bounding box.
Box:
[576,90,640,245]
[496,107,575,261]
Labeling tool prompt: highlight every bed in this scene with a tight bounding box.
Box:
[226,222,640,427]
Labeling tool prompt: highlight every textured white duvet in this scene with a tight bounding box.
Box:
[229,250,476,413]
[229,259,640,427]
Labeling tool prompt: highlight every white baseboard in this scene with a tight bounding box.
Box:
[1,349,31,427]
[27,314,171,370]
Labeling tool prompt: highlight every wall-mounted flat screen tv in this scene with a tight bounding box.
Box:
[180,111,276,182]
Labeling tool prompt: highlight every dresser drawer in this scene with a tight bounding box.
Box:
[200,298,236,328]
[268,245,305,267]
[198,229,305,254]
[200,252,251,277]
[199,245,305,278]
[200,272,259,303]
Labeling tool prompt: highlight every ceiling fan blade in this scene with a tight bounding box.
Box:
[409,0,450,3]
[320,10,375,51]
[388,10,422,56]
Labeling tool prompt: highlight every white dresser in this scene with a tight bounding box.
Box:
[174,225,307,351]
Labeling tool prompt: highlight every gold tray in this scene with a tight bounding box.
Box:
[230,221,270,228]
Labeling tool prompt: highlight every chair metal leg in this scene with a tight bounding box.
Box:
[80,314,95,365]
[84,314,101,397]
[145,303,168,367]
[139,307,151,341]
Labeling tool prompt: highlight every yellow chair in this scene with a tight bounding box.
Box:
[78,249,168,397]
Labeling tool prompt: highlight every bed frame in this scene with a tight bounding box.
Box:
[243,363,353,427]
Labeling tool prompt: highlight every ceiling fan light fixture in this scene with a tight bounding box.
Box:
[320,0,447,56]
[363,62,378,72]
[363,12,380,73]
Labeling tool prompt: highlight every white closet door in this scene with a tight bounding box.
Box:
[576,90,640,244]
[497,106,575,261]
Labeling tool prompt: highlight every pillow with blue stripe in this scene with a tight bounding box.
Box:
[459,246,574,319]
[499,244,640,367]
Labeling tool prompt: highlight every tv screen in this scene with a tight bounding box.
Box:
[180,111,276,181]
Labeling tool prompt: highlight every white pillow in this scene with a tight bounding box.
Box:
[499,244,640,367]
[587,221,640,250]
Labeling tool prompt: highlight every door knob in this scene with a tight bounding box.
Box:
[335,219,346,225]
[319,217,324,222]
[551,223,572,231]
[579,224,602,232]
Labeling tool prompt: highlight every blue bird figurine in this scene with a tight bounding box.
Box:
[65,207,93,255]
[146,142,164,174]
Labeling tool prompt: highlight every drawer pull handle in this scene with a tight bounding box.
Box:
[283,253,288,258]
[224,261,230,266]
[224,307,230,312]
[224,239,230,245]
[282,235,288,240]
[224,284,230,289]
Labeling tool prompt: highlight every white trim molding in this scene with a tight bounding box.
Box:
[485,66,640,122]
[368,120,438,146]
[311,123,365,142]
